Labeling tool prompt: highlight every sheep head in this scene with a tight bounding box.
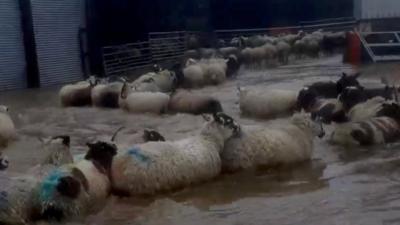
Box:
[336,72,361,94]
[143,130,166,142]
[0,155,9,170]
[85,141,117,173]
[291,112,325,138]
[0,105,9,114]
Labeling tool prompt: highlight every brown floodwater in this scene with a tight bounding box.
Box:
[2,55,400,225]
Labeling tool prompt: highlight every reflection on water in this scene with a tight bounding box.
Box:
[2,56,400,225]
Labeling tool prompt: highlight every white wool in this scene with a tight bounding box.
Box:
[59,81,93,107]
[111,119,237,195]
[119,91,170,114]
[221,113,318,172]
[133,70,175,93]
[183,63,205,88]
[0,108,16,148]
[347,97,386,122]
[168,90,220,114]
[239,88,298,119]
[203,60,227,85]
[218,47,239,57]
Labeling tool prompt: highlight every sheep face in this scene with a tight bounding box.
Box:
[203,113,241,139]
[0,105,9,113]
[0,155,8,170]
[339,86,367,110]
[85,141,118,172]
[291,113,325,138]
[143,130,166,142]
[39,136,72,166]
[336,72,361,94]
[297,87,318,111]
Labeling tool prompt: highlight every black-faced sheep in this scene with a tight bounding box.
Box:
[0,136,72,224]
[34,141,117,222]
[0,105,16,149]
[111,113,241,196]
[168,89,223,115]
[297,87,347,124]
[119,83,170,114]
[306,72,361,99]
[238,87,298,119]
[221,112,325,172]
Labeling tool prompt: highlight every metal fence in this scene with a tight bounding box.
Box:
[148,31,186,63]
[102,42,152,76]
[102,20,357,76]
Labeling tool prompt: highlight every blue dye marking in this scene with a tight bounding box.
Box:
[39,169,66,201]
[127,147,152,164]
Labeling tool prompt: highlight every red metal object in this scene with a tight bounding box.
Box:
[345,32,361,65]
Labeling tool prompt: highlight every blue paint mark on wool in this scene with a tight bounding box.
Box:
[39,169,66,202]
[127,147,151,164]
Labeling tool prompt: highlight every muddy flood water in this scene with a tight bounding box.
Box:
[2,55,400,225]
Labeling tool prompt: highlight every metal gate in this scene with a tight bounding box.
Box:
[31,0,85,87]
[357,31,400,62]
[0,0,27,90]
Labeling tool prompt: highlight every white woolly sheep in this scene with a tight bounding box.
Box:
[59,77,97,107]
[0,136,73,224]
[119,83,170,114]
[183,58,230,87]
[91,81,124,108]
[34,141,117,222]
[347,97,387,122]
[133,69,176,93]
[111,113,240,196]
[217,47,240,58]
[0,105,16,149]
[168,89,223,115]
[221,112,325,172]
[275,40,291,64]
[238,87,298,119]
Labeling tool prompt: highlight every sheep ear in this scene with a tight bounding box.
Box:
[202,114,212,122]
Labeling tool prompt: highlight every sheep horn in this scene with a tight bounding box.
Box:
[111,126,125,142]
[120,82,128,99]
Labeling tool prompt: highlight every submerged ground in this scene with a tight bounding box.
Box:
[2,55,400,225]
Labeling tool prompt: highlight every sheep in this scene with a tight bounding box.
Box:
[133,69,177,93]
[346,97,388,122]
[198,48,217,59]
[168,89,223,115]
[59,77,98,107]
[281,31,305,46]
[0,136,73,224]
[91,80,124,108]
[293,34,321,58]
[0,105,16,149]
[111,112,241,196]
[238,87,298,119]
[306,72,361,99]
[297,87,347,124]
[111,129,166,151]
[330,103,400,146]
[119,83,170,114]
[221,112,325,172]
[275,40,291,64]
[34,141,117,222]
[240,43,277,68]
[217,47,240,58]
[182,57,232,87]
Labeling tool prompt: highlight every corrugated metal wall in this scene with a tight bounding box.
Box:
[31,0,85,87]
[356,0,400,20]
[0,0,27,90]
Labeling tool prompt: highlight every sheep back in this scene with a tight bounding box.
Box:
[119,92,170,114]
[112,137,221,195]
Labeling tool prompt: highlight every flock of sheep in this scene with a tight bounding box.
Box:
[0,30,399,225]
[184,30,348,67]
